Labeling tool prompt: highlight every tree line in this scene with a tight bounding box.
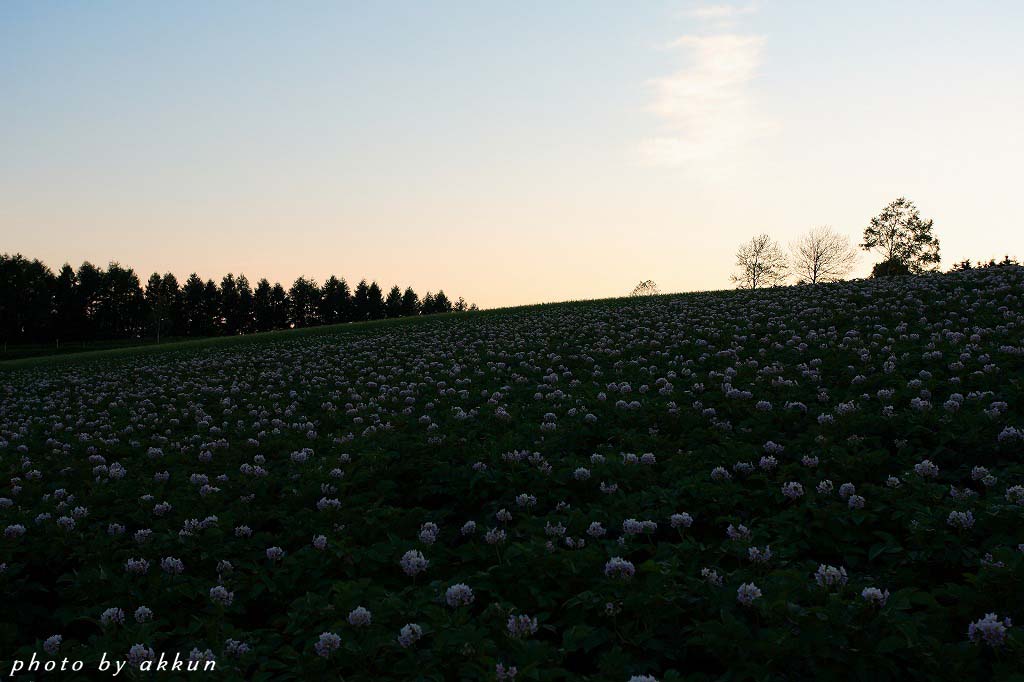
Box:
[731,196,949,289]
[631,196,1018,298]
[0,257,476,347]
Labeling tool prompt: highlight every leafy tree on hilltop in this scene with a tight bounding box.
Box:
[862,197,940,275]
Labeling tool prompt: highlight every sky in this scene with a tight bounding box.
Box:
[2,1,1023,308]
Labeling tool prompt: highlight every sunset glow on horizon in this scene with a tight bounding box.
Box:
[3,1,1023,308]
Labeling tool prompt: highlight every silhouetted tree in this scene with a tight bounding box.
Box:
[288,277,320,328]
[790,226,857,284]
[385,285,403,318]
[731,234,788,290]
[270,282,290,329]
[353,279,371,320]
[630,280,660,296]
[201,279,220,336]
[401,287,420,316]
[0,253,475,348]
[253,279,274,331]
[367,281,386,320]
[76,261,105,340]
[433,290,452,313]
[319,276,350,324]
[161,273,183,337]
[421,291,436,315]
[0,254,55,345]
[53,263,85,343]
[236,274,254,334]
[861,197,940,274]
[145,273,166,342]
[953,255,1019,271]
[220,274,241,335]
[182,274,206,336]
[871,259,912,278]
[96,263,145,339]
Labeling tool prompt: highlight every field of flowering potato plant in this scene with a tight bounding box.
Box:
[2,268,1024,681]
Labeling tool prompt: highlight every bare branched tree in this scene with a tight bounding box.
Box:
[630,280,660,297]
[789,226,858,284]
[731,234,788,290]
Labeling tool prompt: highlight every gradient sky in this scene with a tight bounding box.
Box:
[2,2,1023,308]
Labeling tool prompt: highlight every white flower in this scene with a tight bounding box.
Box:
[43,635,62,655]
[701,568,723,586]
[604,557,635,580]
[400,550,429,577]
[736,583,762,606]
[669,513,693,529]
[347,606,372,626]
[861,587,889,607]
[100,608,125,626]
[947,510,975,530]
[397,623,423,648]
[781,482,804,500]
[968,613,1012,647]
[506,614,538,638]
[445,583,474,608]
[814,564,848,589]
[314,632,341,658]
[418,522,440,544]
[209,585,234,606]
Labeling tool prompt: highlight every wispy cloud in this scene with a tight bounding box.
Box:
[688,2,758,21]
[639,4,770,167]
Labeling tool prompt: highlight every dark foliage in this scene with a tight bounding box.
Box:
[0,254,475,349]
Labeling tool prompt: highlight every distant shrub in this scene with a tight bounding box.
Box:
[871,258,912,278]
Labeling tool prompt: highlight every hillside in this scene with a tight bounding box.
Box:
[2,268,1023,680]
